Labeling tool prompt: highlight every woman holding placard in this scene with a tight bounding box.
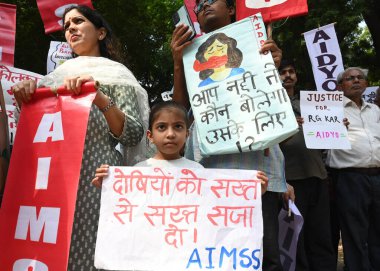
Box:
[11,5,149,270]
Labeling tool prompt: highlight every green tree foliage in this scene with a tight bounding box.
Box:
[7,0,182,102]
[4,0,379,100]
[274,0,379,89]
[94,0,182,101]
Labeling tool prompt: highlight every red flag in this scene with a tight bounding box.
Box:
[36,0,93,34]
[0,83,96,270]
[236,0,308,23]
[0,3,16,66]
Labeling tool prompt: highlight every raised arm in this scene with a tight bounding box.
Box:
[260,39,282,68]
[171,24,193,109]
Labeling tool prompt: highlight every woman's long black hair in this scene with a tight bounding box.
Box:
[62,5,123,63]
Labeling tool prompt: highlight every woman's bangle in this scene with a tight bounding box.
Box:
[100,98,115,113]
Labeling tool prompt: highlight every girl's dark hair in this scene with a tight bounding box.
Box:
[148,101,189,131]
[195,33,243,80]
[62,5,123,62]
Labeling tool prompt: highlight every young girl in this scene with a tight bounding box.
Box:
[135,100,204,168]
[92,101,268,192]
[92,101,201,186]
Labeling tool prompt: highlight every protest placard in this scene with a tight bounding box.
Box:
[236,0,308,23]
[0,84,97,271]
[0,3,16,66]
[47,41,72,74]
[362,86,379,104]
[0,65,42,144]
[278,201,303,271]
[35,0,93,34]
[182,15,298,156]
[300,91,351,149]
[95,166,263,271]
[303,23,344,91]
[0,82,9,198]
[0,65,42,106]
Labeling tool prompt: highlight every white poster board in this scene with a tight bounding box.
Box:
[95,166,263,271]
[0,65,42,144]
[182,14,297,156]
[362,86,378,104]
[47,41,72,74]
[300,91,351,149]
[304,23,344,91]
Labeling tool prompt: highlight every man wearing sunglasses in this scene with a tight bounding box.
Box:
[326,67,380,271]
[171,1,288,271]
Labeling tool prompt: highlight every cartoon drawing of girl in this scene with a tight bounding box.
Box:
[193,33,245,87]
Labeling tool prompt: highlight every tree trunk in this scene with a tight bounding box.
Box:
[363,1,380,63]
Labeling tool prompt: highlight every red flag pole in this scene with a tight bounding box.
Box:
[33,81,99,99]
